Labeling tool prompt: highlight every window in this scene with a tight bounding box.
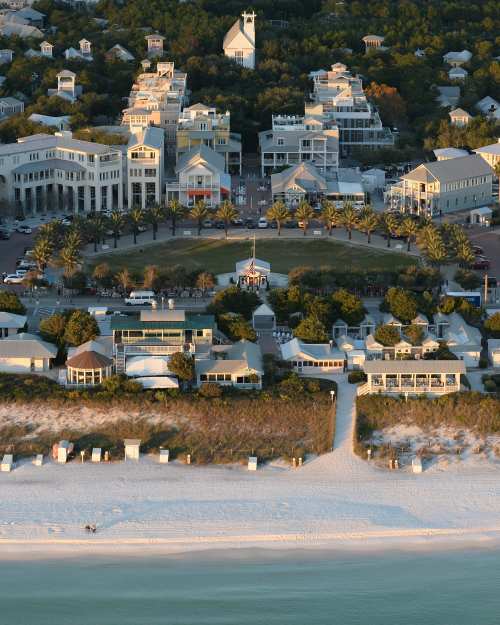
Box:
[277,137,284,146]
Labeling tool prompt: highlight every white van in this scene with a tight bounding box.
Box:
[124,291,156,306]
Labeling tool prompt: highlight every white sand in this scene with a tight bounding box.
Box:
[2,379,500,558]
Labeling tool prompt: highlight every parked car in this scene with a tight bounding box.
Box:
[3,273,26,284]
[16,225,32,234]
[473,245,484,255]
[257,218,268,229]
[473,259,490,270]
[285,220,298,228]
[202,219,214,229]
[215,220,226,229]
[137,225,147,233]
[231,217,244,227]
[0,229,10,240]
[269,220,278,229]
[60,218,71,226]
[245,218,256,229]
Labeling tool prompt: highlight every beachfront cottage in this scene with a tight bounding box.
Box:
[196,340,263,389]
[0,311,26,338]
[0,332,57,373]
[65,339,113,387]
[280,338,345,374]
[111,309,214,374]
[359,360,465,396]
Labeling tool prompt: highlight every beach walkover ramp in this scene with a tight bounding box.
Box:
[299,374,372,479]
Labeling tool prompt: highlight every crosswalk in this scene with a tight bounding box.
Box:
[36,306,55,319]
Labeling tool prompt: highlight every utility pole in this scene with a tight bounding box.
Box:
[484,273,488,307]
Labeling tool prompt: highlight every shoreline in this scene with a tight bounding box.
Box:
[2,527,500,561]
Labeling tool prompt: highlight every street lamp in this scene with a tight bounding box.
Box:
[330,390,336,404]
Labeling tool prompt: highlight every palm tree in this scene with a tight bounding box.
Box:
[115,268,134,293]
[425,230,448,268]
[379,212,399,248]
[108,210,124,249]
[87,214,107,253]
[128,206,144,245]
[32,236,53,272]
[399,216,419,252]
[143,265,159,290]
[146,204,165,241]
[340,202,358,240]
[59,243,81,277]
[266,200,290,236]
[63,228,82,251]
[190,200,209,236]
[295,200,314,236]
[167,199,185,236]
[92,262,111,288]
[455,240,475,268]
[37,221,60,248]
[358,210,379,244]
[319,200,340,236]
[216,200,238,239]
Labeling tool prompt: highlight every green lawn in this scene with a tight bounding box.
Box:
[89,238,416,276]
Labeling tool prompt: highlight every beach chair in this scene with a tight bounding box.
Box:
[33,454,44,467]
[159,449,169,464]
[1,454,13,472]
[91,448,101,463]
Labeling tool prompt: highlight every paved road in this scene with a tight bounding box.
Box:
[0,230,37,274]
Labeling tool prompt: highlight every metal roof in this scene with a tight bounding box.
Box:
[363,360,465,374]
[110,313,214,331]
[0,333,57,358]
[403,155,493,184]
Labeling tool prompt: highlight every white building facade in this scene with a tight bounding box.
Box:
[223,12,256,69]
[0,132,123,215]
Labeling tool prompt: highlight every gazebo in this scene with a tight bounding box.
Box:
[66,349,113,386]
[235,257,271,289]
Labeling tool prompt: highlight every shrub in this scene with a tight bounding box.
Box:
[63,310,100,346]
[454,269,481,290]
[484,313,500,338]
[374,324,400,346]
[0,291,26,315]
[479,357,489,369]
[168,352,195,382]
[404,324,424,346]
[217,313,256,342]
[293,315,329,343]
[198,382,223,398]
[348,370,367,384]
[208,286,260,319]
[484,380,497,393]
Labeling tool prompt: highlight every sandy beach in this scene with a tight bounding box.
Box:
[2,382,500,558]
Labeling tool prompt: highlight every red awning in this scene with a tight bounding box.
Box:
[187,189,212,197]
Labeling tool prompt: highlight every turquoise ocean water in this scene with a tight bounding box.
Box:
[0,548,499,625]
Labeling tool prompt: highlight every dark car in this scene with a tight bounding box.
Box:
[473,259,490,270]
[245,218,256,229]
[202,219,214,229]
[285,220,298,228]
[231,217,244,227]
[269,220,278,229]
[215,220,226,229]
[0,229,11,240]
[473,245,484,255]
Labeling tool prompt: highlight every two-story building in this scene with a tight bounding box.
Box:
[388,154,493,216]
[176,103,242,174]
[110,309,214,375]
[0,131,123,214]
[166,144,230,208]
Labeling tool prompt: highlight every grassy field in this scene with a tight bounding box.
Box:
[89,238,416,275]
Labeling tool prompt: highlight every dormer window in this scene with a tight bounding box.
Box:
[277,137,284,146]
